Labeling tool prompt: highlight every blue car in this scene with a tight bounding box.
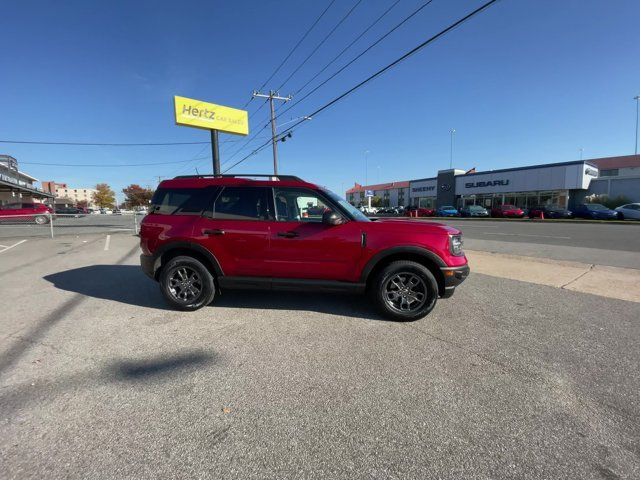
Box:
[436,205,460,217]
[572,203,619,220]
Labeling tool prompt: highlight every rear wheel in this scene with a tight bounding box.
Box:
[159,256,216,311]
[370,260,438,321]
[34,215,48,225]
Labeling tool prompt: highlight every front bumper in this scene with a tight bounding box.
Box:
[440,264,470,298]
[140,254,155,279]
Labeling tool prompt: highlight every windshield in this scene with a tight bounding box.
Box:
[469,206,485,210]
[442,206,455,210]
[586,204,607,211]
[322,189,370,222]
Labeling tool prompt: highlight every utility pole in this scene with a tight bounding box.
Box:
[634,95,640,155]
[449,128,456,169]
[211,130,221,176]
[253,90,292,175]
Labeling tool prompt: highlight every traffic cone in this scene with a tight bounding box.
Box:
[540,211,544,220]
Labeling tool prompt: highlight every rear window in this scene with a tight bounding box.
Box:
[150,187,217,215]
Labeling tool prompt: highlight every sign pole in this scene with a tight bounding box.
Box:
[211,129,221,176]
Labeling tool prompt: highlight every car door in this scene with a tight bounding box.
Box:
[268,187,363,281]
[192,186,273,277]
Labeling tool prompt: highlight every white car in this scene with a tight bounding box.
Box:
[615,203,640,220]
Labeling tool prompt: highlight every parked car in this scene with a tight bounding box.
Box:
[0,202,54,224]
[491,204,525,218]
[404,205,435,217]
[572,203,619,220]
[460,205,489,217]
[528,205,573,219]
[614,203,640,220]
[435,206,460,217]
[99,208,113,215]
[55,206,86,217]
[139,174,469,321]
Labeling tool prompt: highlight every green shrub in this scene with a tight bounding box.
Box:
[586,194,632,209]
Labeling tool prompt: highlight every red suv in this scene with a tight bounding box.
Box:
[404,206,435,217]
[139,175,469,321]
[0,202,54,224]
[491,204,525,218]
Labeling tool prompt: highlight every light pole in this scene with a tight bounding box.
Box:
[449,128,456,169]
[364,150,370,186]
[634,95,640,155]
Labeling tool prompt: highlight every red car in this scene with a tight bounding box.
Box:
[491,204,525,218]
[404,205,435,217]
[0,202,54,224]
[139,174,469,321]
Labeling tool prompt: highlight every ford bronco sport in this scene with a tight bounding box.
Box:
[139,174,469,321]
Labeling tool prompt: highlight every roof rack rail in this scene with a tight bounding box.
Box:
[173,174,304,181]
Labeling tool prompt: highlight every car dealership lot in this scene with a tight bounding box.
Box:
[1,231,639,479]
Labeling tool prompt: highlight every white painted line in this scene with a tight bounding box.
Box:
[0,245,7,248]
[0,239,27,254]
[104,235,111,251]
[483,232,571,240]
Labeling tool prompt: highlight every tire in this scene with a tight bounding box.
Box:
[617,212,624,220]
[159,256,216,311]
[370,260,439,321]
[34,215,48,225]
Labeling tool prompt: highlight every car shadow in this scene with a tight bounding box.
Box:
[44,265,385,320]
[43,265,171,310]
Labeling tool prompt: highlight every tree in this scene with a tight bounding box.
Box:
[93,183,116,208]
[122,184,154,207]
[371,196,382,207]
[77,199,89,209]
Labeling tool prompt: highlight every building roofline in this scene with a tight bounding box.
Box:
[458,159,597,178]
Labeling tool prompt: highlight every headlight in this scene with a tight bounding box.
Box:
[449,234,464,256]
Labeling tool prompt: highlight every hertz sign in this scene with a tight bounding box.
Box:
[174,96,249,135]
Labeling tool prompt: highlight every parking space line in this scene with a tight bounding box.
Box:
[104,235,111,251]
[0,239,27,254]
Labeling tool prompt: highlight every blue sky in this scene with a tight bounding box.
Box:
[2,0,639,198]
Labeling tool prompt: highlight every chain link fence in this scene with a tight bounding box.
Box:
[0,212,141,240]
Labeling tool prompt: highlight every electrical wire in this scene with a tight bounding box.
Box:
[276,0,363,91]
[224,0,501,173]
[276,0,437,120]
[20,157,211,167]
[290,0,401,98]
[0,140,211,146]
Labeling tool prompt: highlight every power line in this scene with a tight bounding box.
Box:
[276,0,363,91]
[20,156,210,167]
[277,0,437,120]
[224,0,501,173]
[0,140,210,146]
[238,0,336,111]
[290,0,401,98]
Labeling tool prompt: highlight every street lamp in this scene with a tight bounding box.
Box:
[449,128,456,169]
[364,150,370,186]
[634,95,640,155]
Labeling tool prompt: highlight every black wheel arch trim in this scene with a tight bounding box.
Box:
[153,241,224,278]
[359,246,447,283]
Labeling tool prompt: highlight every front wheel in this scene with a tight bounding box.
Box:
[34,215,48,225]
[370,261,438,321]
[159,256,216,311]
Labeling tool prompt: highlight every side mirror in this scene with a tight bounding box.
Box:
[322,210,344,226]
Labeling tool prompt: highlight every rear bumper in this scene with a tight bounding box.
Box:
[440,264,470,298]
[140,254,155,279]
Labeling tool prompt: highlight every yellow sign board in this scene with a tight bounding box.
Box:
[174,96,249,135]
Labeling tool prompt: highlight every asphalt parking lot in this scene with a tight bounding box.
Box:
[1,230,639,479]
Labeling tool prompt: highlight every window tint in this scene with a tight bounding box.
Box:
[213,187,272,221]
[274,187,338,223]
[151,187,216,215]
[2,203,21,210]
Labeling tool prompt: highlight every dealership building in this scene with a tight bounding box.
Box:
[347,154,640,210]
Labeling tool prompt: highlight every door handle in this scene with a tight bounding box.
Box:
[277,231,299,238]
[204,229,225,236]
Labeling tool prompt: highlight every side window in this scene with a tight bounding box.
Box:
[213,187,272,221]
[273,188,336,223]
[3,203,21,210]
[150,187,216,215]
